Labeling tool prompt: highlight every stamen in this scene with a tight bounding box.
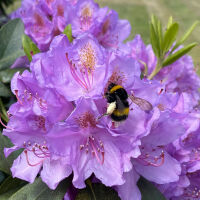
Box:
[14,90,23,105]
[84,66,91,89]
[23,142,50,165]
[0,113,13,130]
[24,150,44,167]
[66,54,88,90]
[75,111,97,128]
[89,137,104,165]
[79,136,105,165]
[79,43,95,74]
[138,148,165,167]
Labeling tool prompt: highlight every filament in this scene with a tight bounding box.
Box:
[66,54,88,90]
[24,150,44,167]
[14,90,23,105]
[0,113,13,130]
[90,138,104,165]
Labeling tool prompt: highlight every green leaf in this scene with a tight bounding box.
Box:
[0,82,12,97]
[22,34,40,62]
[162,23,179,53]
[0,19,25,71]
[0,68,25,84]
[156,19,163,55]
[137,177,166,200]
[75,183,120,200]
[167,16,173,29]
[150,15,163,57]
[0,176,27,199]
[63,24,73,42]
[150,23,160,57]
[0,176,26,195]
[172,21,199,52]
[0,171,6,184]
[6,177,70,200]
[0,132,23,174]
[162,42,198,67]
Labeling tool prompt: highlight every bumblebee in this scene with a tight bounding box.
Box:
[104,83,153,122]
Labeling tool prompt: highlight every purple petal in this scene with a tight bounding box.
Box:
[133,152,181,184]
[116,168,141,200]
[11,151,42,183]
[41,157,72,189]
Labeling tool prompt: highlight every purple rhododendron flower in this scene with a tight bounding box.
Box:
[3,70,73,189]
[12,0,130,52]
[96,9,131,49]
[5,0,200,199]
[70,0,108,36]
[47,97,136,188]
[12,0,72,51]
[31,34,109,101]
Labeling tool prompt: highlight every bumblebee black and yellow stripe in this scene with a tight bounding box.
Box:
[112,107,129,116]
[109,85,123,93]
[106,82,130,122]
[111,105,129,121]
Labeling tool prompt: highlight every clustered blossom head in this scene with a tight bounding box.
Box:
[5,0,200,200]
[12,0,130,51]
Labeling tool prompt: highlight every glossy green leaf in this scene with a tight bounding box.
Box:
[63,24,73,42]
[0,176,26,194]
[0,171,6,184]
[172,21,199,52]
[0,82,12,97]
[6,177,70,200]
[0,177,27,200]
[0,132,22,174]
[138,177,166,200]
[76,183,120,200]
[163,42,198,67]
[22,34,40,62]
[162,23,179,53]
[0,19,25,71]
[0,68,25,84]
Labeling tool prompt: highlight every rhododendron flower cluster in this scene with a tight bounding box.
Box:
[4,0,200,199]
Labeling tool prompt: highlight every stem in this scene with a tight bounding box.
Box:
[148,58,163,80]
[86,179,97,200]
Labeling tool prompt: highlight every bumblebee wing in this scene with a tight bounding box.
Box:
[116,95,126,111]
[129,95,153,111]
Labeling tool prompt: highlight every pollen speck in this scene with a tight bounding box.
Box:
[79,43,96,73]
[34,13,44,26]
[81,6,92,18]
[75,111,96,128]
